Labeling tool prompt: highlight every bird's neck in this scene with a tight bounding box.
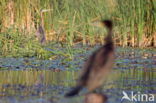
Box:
[105,29,113,45]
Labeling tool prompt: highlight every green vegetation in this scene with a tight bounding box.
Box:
[0,26,51,59]
[0,0,155,58]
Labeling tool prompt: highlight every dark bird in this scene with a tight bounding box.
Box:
[65,20,115,97]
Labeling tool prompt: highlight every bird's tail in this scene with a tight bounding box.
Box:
[65,85,83,97]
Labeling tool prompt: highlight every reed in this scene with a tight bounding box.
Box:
[0,0,155,58]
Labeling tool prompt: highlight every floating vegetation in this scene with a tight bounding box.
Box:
[0,46,155,103]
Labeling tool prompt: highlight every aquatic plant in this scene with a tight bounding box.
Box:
[0,0,155,58]
[0,26,51,59]
[0,0,155,47]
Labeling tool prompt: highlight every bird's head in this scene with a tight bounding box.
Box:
[101,20,113,29]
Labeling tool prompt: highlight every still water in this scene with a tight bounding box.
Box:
[0,46,155,103]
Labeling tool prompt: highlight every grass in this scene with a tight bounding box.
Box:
[0,0,155,58]
[0,26,51,59]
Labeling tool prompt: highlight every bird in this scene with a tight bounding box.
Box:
[35,10,46,44]
[65,20,115,97]
[36,25,46,44]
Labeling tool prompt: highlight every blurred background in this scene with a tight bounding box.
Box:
[0,0,155,59]
[0,0,155,103]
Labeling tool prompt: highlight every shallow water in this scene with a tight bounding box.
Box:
[0,46,156,103]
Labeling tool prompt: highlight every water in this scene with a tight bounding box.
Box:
[0,46,155,103]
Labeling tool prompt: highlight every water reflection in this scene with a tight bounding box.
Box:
[0,67,155,103]
[0,47,155,103]
[84,93,107,103]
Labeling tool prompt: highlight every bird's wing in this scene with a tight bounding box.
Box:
[79,53,96,84]
[94,47,109,67]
